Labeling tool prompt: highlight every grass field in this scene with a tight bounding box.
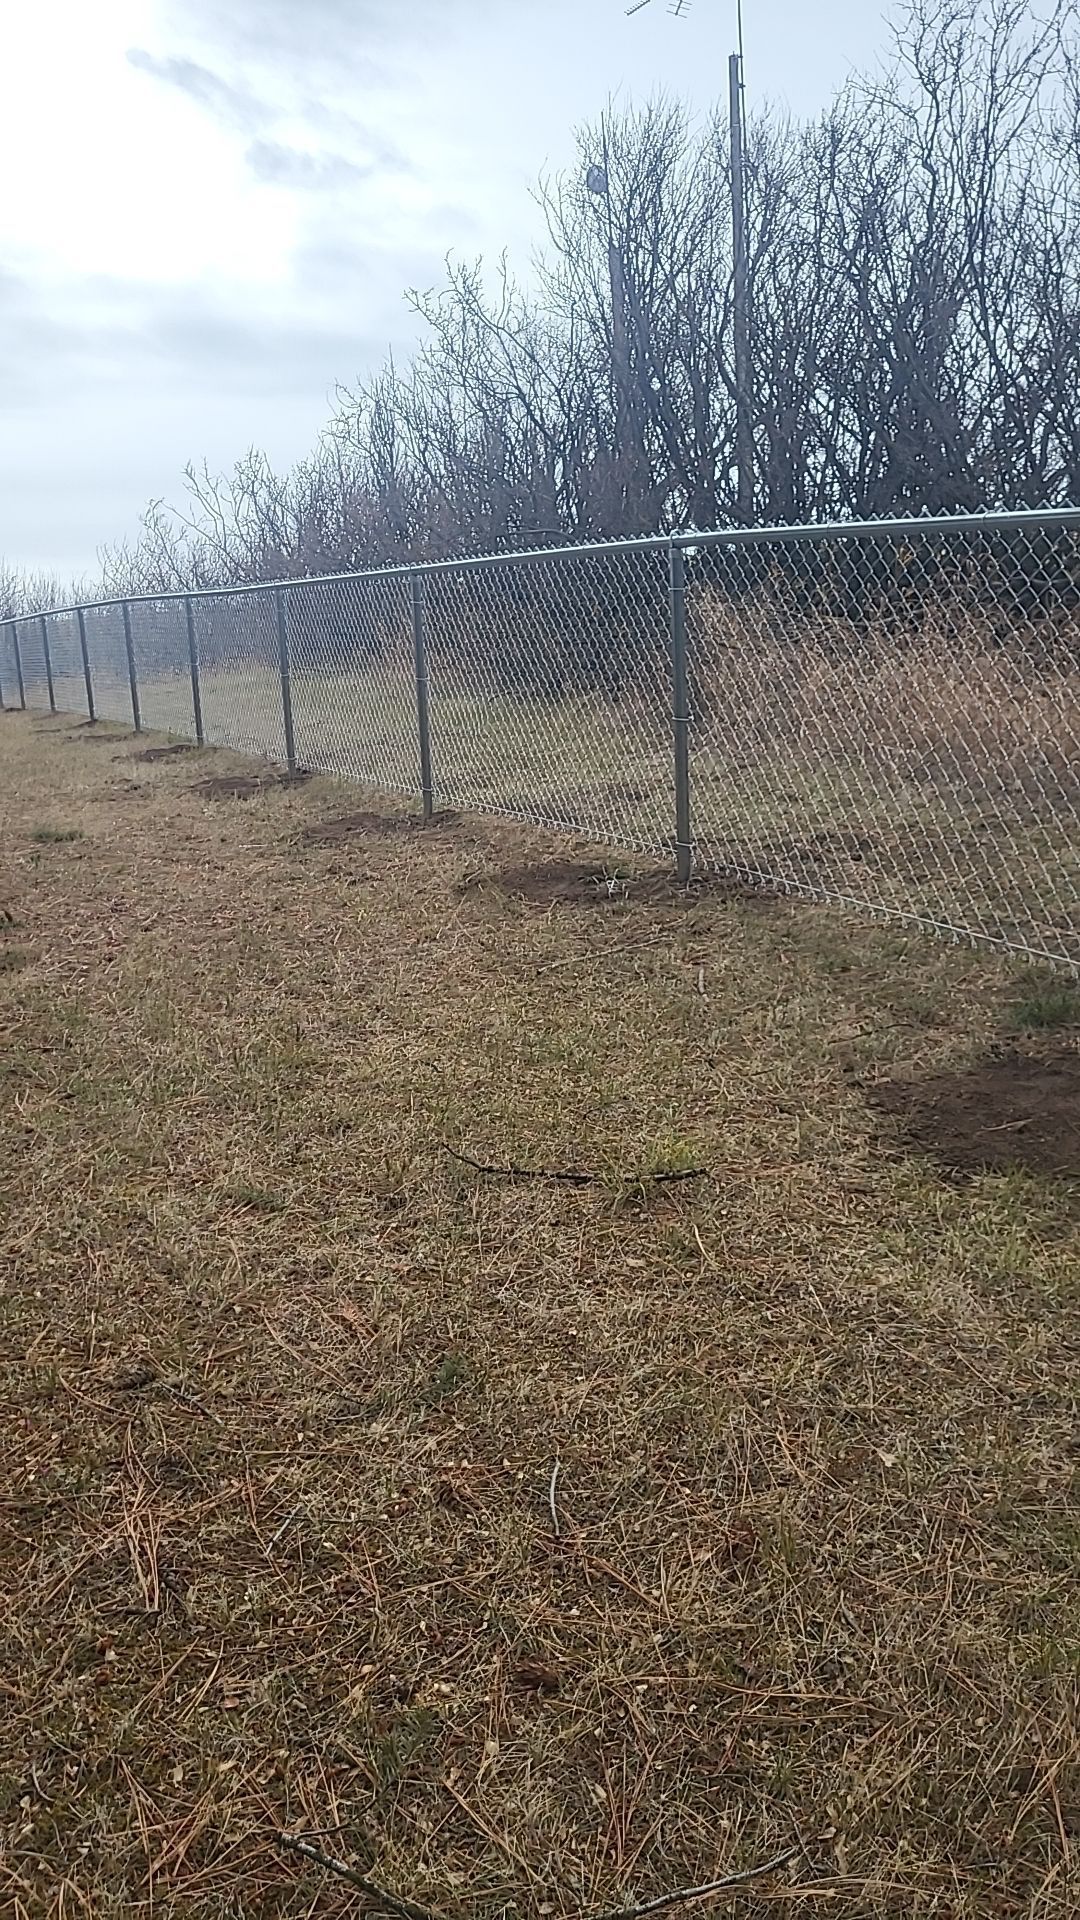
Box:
[1,707,1079,1919]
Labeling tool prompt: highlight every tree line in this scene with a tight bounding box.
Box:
[3,0,1078,617]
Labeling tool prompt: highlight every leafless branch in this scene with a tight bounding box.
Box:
[585,1843,803,1920]
[276,1834,448,1920]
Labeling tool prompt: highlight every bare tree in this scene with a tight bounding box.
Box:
[6,0,1078,623]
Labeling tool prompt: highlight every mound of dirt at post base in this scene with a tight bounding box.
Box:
[869,1047,1080,1179]
[192,769,311,800]
[301,809,454,844]
[132,743,198,764]
[465,858,769,910]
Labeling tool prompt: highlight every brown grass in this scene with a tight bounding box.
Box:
[694,593,1080,805]
[101,603,1080,967]
[1,709,1078,1920]
[687,597,1080,966]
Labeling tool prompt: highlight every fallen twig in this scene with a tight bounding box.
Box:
[534,933,669,973]
[585,1843,802,1920]
[160,1376,225,1424]
[548,1458,562,1537]
[266,1505,300,1553]
[443,1144,706,1187]
[278,1830,800,1920]
[276,1834,448,1920]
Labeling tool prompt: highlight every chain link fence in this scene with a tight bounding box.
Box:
[3,509,1079,970]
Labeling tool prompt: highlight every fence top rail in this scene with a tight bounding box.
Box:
[5,504,1080,629]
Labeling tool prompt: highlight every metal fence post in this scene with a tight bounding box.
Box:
[668,542,693,885]
[13,620,26,711]
[40,615,56,713]
[77,607,95,722]
[0,623,7,709]
[185,597,205,747]
[410,572,435,820]
[121,600,141,731]
[274,587,297,774]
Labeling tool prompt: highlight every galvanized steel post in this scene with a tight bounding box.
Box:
[274,587,297,774]
[121,600,141,731]
[40,614,56,713]
[13,620,26,710]
[410,572,435,821]
[668,543,693,885]
[77,607,95,721]
[185,596,205,747]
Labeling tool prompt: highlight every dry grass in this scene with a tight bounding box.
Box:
[179,606,1080,966]
[1,709,1078,1920]
[694,596,1080,806]
[688,600,1080,966]
[54,591,1080,967]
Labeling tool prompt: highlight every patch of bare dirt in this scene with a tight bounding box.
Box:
[760,828,881,865]
[301,808,453,844]
[193,775,268,799]
[697,830,882,879]
[132,744,197,764]
[193,769,311,800]
[870,1047,1080,1179]
[476,859,769,910]
[604,781,652,805]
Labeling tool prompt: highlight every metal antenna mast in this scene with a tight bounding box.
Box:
[626,1,753,521]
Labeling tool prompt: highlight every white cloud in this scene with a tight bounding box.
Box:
[0,0,890,577]
[1,3,295,287]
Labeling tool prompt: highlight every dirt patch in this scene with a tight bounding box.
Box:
[870,1047,1080,1178]
[132,743,198,764]
[192,768,311,800]
[75,728,129,744]
[698,830,882,879]
[301,808,453,844]
[604,781,653,805]
[762,828,881,865]
[477,858,768,910]
[193,774,268,799]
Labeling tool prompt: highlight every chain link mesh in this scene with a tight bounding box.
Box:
[43,612,87,716]
[686,523,1080,969]
[9,621,29,704]
[425,546,674,847]
[286,574,420,792]
[83,604,135,724]
[7,512,1079,970]
[193,592,286,762]
[128,600,195,736]
[16,618,49,707]
[0,621,22,707]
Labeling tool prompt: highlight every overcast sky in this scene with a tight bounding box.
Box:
[1,0,889,582]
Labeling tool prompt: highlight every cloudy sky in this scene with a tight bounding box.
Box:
[1,0,889,583]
